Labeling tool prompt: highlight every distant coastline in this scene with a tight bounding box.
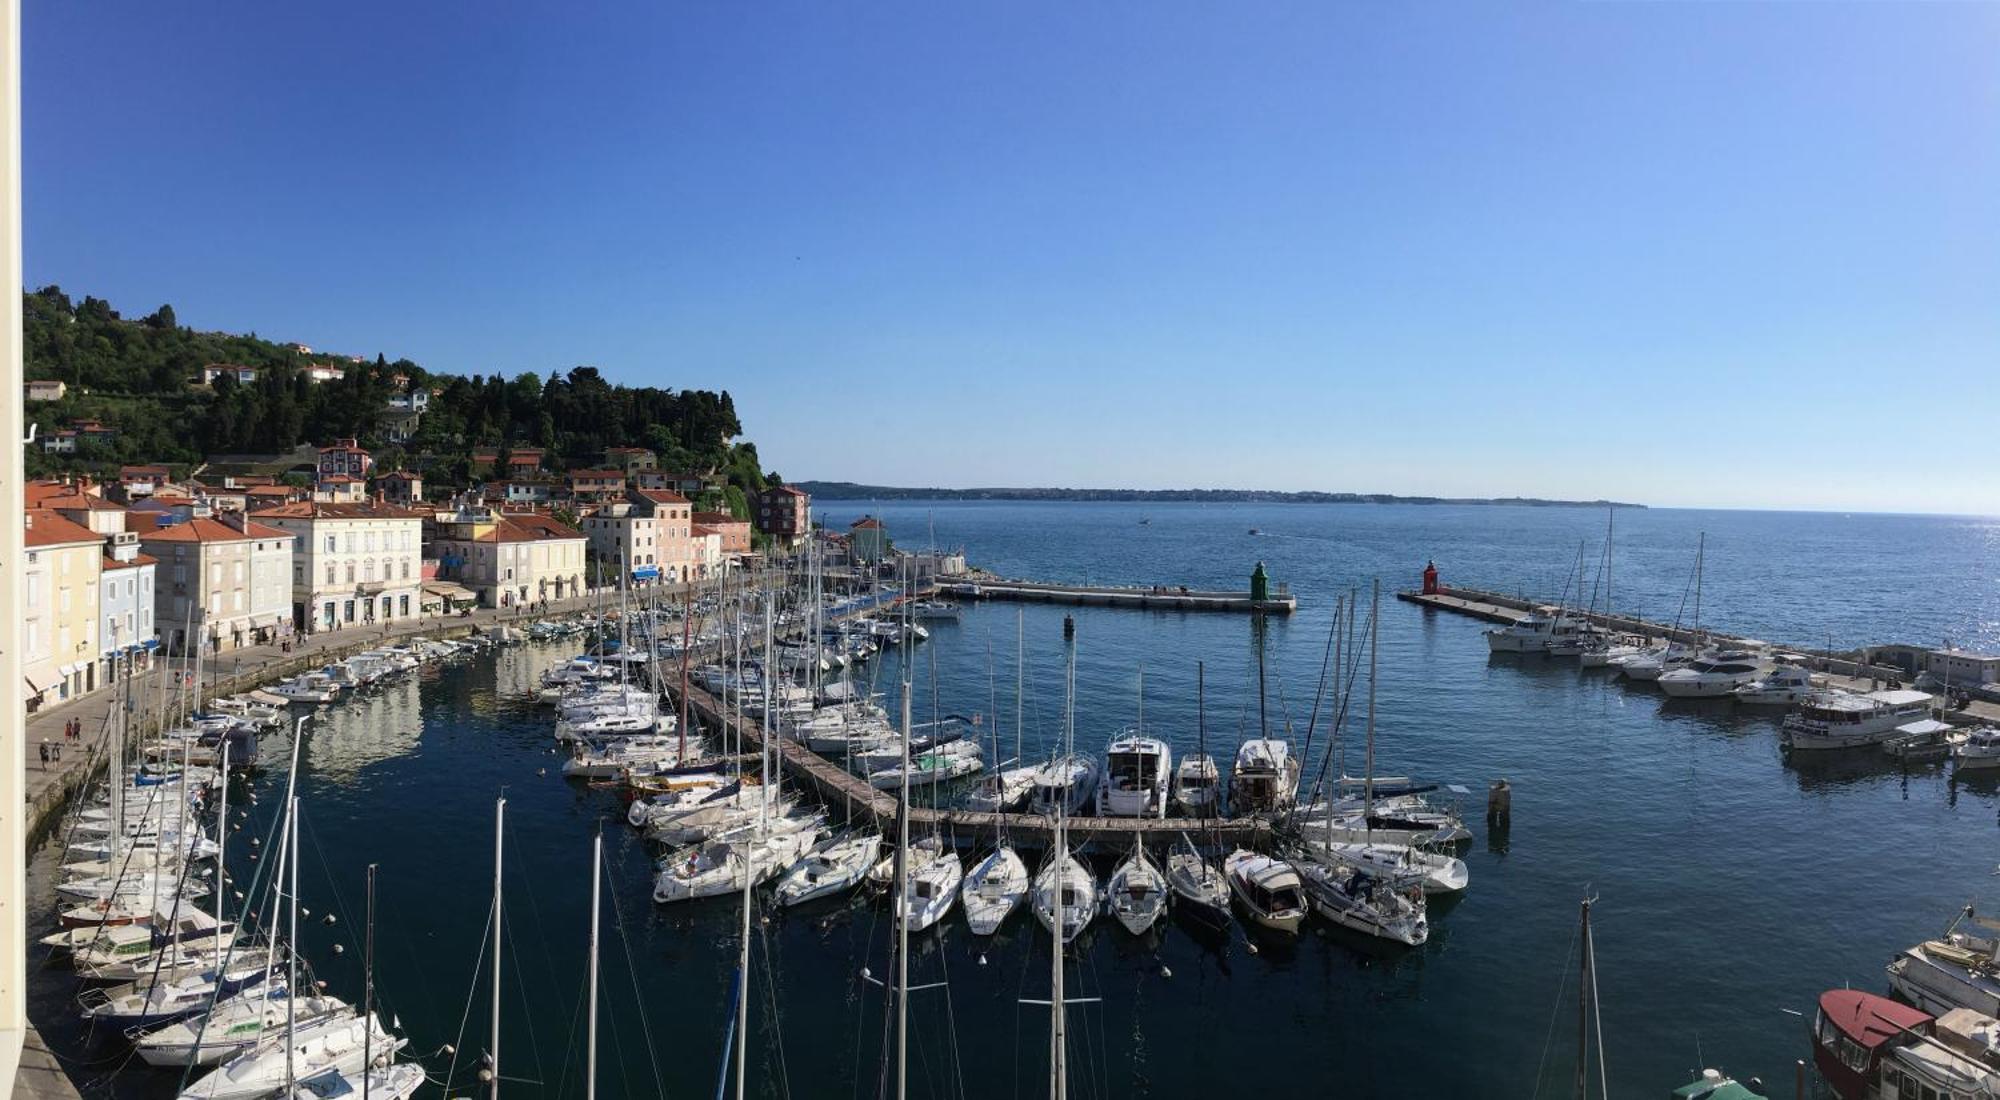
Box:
[796,481,1644,508]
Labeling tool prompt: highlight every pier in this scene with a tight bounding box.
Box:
[939,578,1296,615]
[677,683,1272,849]
[1398,584,2000,726]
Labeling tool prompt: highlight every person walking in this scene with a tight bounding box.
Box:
[38,741,49,770]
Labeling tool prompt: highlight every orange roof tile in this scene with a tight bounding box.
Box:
[25,510,101,548]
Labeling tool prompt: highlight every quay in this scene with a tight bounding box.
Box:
[1398,584,2000,727]
[677,683,1271,849]
[940,563,1296,616]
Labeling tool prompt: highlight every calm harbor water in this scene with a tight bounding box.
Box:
[30,501,2000,1098]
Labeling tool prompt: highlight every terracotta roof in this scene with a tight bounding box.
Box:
[568,469,624,480]
[376,470,420,481]
[765,485,807,497]
[120,465,172,478]
[245,486,295,498]
[139,517,294,544]
[252,502,427,520]
[317,474,361,484]
[693,511,745,525]
[104,552,158,571]
[851,517,883,529]
[25,510,101,548]
[633,489,689,505]
[497,513,584,542]
[42,491,122,512]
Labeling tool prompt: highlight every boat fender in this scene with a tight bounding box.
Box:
[978,955,988,966]
[1160,966,1172,979]
[332,944,344,955]
[1246,942,1259,955]
[323,914,337,925]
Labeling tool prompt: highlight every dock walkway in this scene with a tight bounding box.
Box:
[941,578,1296,615]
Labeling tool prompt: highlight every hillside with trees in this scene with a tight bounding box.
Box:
[22,287,769,512]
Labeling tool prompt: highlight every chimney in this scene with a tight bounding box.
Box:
[218,510,249,533]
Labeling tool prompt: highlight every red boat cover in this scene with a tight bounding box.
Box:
[1820,989,1931,1050]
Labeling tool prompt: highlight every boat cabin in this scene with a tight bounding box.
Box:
[1813,989,2000,1100]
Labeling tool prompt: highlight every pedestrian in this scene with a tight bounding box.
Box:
[52,743,60,763]
[38,741,49,769]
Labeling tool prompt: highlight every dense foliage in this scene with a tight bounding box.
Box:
[23,287,765,510]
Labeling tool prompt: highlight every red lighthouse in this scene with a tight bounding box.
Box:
[1421,560,1440,595]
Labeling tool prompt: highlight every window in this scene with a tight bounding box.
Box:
[325,563,337,584]
[345,562,356,583]
[325,535,337,553]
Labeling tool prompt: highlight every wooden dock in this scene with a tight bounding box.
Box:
[677,683,1270,849]
[939,579,1297,615]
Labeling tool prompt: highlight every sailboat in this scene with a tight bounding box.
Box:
[774,831,882,907]
[1104,840,1166,935]
[1032,639,1097,945]
[1165,663,1231,932]
[961,613,1030,935]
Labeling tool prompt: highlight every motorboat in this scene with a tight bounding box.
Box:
[1096,732,1170,818]
[866,747,983,790]
[1781,689,1936,752]
[1953,728,2000,772]
[133,991,350,1068]
[1810,988,2000,1100]
[1616,643,1697,682]
[1170,753,1221,817]
[1163,836,1231,932]
[265,679,337,705]
[902,600,960,622]
[1028,754,1098,816]
[1228,739,1300,815]
[772,832,881,907]
[959,846,1028,935]
[1031,851,1097,944]
[962,765,1037,813]
[1732,665,1821,706]
[1104,842,1167,935]
[894,847,963,933]
[1657,650,1765,698]
[1483,609,1589,654]
[1316,840,1469,895]
[1294,855,1429,946]
[176,1012,402,1100]
[1223,850,1305,934]
[79,953,276,1027]
[1888,909,2000,1017]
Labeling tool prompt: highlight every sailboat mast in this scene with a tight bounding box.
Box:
[215,741,229,960]
[1051,636,1075,1100]
[1365,580,1379,831]
[363,862,376,1100]
[1576,897,1593,1100]
[490,796,505,1100]
[586,831,601,1100]
[286,798,300,1096]
[894,648,913,1100]
[1692,533,1705,644]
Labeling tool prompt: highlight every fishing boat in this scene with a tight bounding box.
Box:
[1096,731,1170,818]
[1781,689,1936,752]
[1104,841,1167,935]
[774,832,882,907]
[959,846,1029,935]
[1223,850,1305,934]
[1170,753,1221,816]
[1293,855,1428,945]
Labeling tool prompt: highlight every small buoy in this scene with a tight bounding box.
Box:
[537,769,546,777]
[1160,965,1173,979]
[300,907,311,918]
[332,943,345,955]
[442,1044,456,1056]
[249,854,259,862]
[860,967,872,981]
[233,891,245,901]
[978,954,988,966]
[231,824,243,833]
[323,914,337,925]
[315,980,328,989]
[250,837,261,847]
[1246,942,1259,955]
[479,1069,494,1083]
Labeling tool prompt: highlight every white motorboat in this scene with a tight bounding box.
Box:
[134,992,350,1068]
[1657,649,1765,698]
[959,847,1028,935]
[1781,689,1935,752]
[1483,609,1587,653]
[1170,753,1221,817]
[894,847,963,933]
[1953,728,2000,772]
[1164,836,1231,932]
[176,1012,402,1100]
[1616,644,1696,682]
[1317,840,1469,894]
[1031,851,1097,944]
[1294,856,1429,946]
[561,734,699,779]
[1732,665,1821,706]
[962,765,1037,813]
[1029,753,1099,816]
[1887,910,2000,1018]
[866,747,984,790]
[1229,739,1300,815]
[1096,733,1170,818]
[265,679,337,705]
[1104,842,1167,935]
[773,832,881,907]
[1223,850,1305,934]
[903,600,960,622]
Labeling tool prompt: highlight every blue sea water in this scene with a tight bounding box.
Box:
[31,501,2000,1099]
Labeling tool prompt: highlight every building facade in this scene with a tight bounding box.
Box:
[100,535,158,683]
[140,514,296,654]
[429,506,586,609]
[254,502,427,633]
[756,484,810,548]
[694,512,752,556]
[23,511,103,710]
[317,438,373,479]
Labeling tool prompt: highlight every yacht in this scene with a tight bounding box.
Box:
[1616,644,1697,682]
[903,600,960,622]
[1228,739,1300,815]
[134,991,350,1069]
[1954,728,2000,772]
[1096,732,1170,818]
[1781,689,1936,752]
[1029,753,1099,816]
[1657,649,1765,698]
[176,1012,402,1100]
[963,765,1037,813]
[1732,665,1820,706]
[1223,850,1305,934]
[1316,840,1469,895]
[1170,753,1221,816]
[865,747,983,790]
[893,847,964,933]
[1483,609,1587,654]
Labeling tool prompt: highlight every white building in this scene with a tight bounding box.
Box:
[100,534,157,681]
[254,501,427,633]
[582,490,696,586]
[24,511,103,710]
[429,506,586,609]
[140,514,296,654]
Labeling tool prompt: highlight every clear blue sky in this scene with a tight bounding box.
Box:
[24,2,2000,513]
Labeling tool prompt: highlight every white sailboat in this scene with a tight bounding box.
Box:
[1104,841,1166,935]
[1032,642,1096,945]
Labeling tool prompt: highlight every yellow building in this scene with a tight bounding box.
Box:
[23,510,102,711]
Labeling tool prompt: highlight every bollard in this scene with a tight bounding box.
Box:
[1486,778,1512,826]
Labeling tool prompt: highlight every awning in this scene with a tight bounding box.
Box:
[141,638,160,651]
[23,670,56,694]
[631,566,660,580]
[56,662,78,677]
[423,581,479,604]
